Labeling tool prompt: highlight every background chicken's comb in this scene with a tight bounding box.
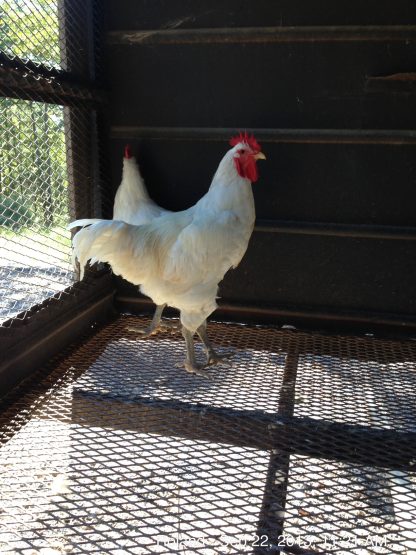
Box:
[229,131,261,152]
[124,144,132,159]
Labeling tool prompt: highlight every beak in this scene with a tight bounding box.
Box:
[254,151,266,160]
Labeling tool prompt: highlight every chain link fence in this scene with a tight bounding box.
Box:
[0,97,74,322]
[0,0,108,327]
[1,0,61,68]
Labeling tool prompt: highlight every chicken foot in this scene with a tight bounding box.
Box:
[197,321,234,366]
[177,322,234,377]
[127,304,178,337]
[180,326,211,378]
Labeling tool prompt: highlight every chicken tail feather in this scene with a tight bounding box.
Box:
[67,218,102,231]
[71,219,139,281]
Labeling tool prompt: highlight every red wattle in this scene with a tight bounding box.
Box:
[245,158,259,182]
[234,156,259,183]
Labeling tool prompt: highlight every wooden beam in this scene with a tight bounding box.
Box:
[108,25,416,46]
[110,126,416,145]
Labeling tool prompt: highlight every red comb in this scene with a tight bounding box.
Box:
[229,131,261,152]
[124,144,132,159]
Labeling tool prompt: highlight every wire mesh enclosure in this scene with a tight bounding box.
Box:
[0,0,108,327]
[0,316,415,554]
[1,1,416,554]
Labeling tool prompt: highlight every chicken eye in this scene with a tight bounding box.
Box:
[238,149,245,155]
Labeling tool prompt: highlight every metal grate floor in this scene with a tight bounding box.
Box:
[1,315,416,554]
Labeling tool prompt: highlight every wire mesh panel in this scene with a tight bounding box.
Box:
[0,97,74,322]
[0,0,61,68]
[0,0,99,75]
[0,316,415,554]
[0,0,108,328]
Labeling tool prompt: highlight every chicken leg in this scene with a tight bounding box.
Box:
[197,321,234,366]
[127,304,177,337]
[181,326,211,378]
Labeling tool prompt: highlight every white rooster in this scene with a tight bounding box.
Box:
[69,133,266,376]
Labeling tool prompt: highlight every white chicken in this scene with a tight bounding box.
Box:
[113,145,171,225]
[69,133,266,376]
[113,145,174,335]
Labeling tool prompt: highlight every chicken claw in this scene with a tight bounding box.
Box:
[178,325,213,378]
[127,320,179,338]
[127,324,161,338]
[126,304,179,338]
[159,320,180,335]
[197,322,234,367]
[174,360,211,379]
[184,361,211,379]
[206,350,234,367]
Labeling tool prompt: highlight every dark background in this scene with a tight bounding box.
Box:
[103,0,416,328]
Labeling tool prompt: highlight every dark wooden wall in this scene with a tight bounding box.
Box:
[104,0,416,330]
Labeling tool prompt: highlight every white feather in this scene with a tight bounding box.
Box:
[113,156,170,225]
[70,144,256,332]
[67,218,102,230]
